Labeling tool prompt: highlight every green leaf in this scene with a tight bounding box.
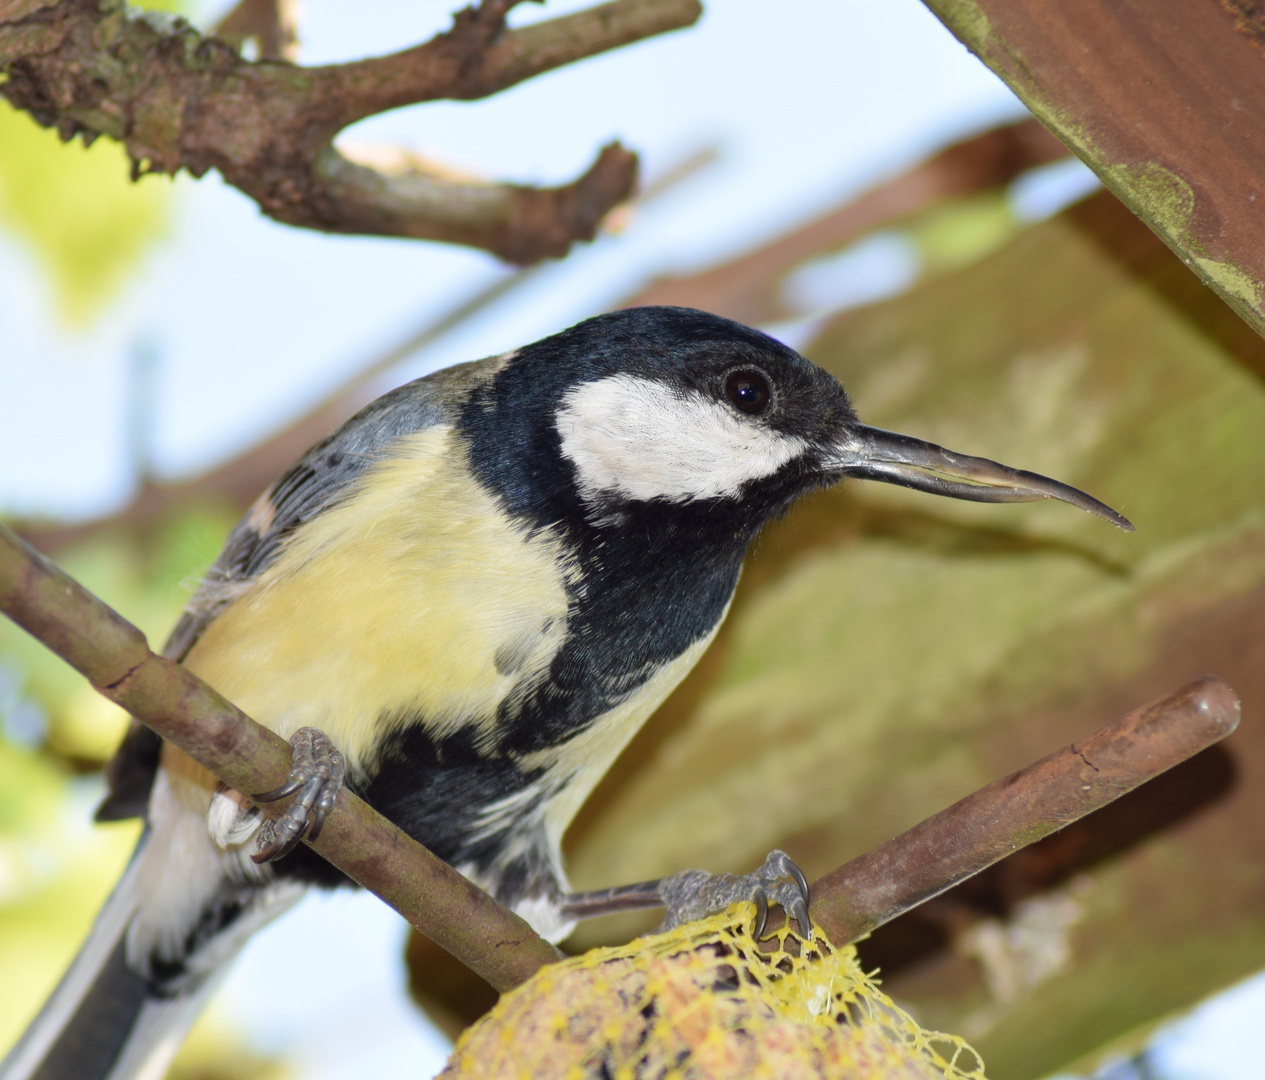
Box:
[0,100,173,326]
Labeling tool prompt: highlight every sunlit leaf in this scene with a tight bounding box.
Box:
[0,99,172,327]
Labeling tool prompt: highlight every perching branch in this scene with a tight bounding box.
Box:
[0,520,1241,987]
[0,0,701,261]
[0,521,564,993]
[810,675,1241,944]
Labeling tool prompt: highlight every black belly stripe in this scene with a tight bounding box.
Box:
[274,721,551,895]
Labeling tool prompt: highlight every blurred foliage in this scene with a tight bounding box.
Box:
[0,0,182,327]
[0,101,173,327]
[903,189,1019,276]
[0,100,172,327]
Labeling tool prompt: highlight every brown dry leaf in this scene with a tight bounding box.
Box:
[561,190,1265,1079]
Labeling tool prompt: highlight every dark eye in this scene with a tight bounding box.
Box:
[724,370,770,415]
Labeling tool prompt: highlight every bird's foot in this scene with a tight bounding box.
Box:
[251,727,346,863]
[561,849,811,941]
[658,849,811,939]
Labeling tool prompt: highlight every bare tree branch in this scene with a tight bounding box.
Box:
[321,0,701,122]
[810,676,1241,944]
[0,521,564,993]
[0,0,701,261]
[311,140,638,259]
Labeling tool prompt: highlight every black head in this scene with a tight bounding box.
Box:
[460,306,1132,538]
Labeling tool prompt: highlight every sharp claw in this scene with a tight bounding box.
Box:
[252,822,276,864]
[252,837,282,863]
[765,850,812,938]
[253,779,303,803]
[790,895,812,941]
[255,836,299,863]
[786,858,811,912]
[252,816,309,863]
[307,805,327,843]
[253,819,285,862]
[753,886,769,940]
[249,727,346,862]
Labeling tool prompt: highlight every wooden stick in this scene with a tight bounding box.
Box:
[810,676,1241,943]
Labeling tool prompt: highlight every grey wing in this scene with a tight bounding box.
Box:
[96,359,494,821]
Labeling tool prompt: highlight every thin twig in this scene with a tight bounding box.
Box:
[214,0,300,62]
[0,522,563,992]
[322,0,703,120]
[809,676,1241,944]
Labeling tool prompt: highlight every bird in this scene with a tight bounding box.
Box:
[2,306,1132,1080]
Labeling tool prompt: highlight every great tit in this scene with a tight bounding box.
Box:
[3,306,1130,1080]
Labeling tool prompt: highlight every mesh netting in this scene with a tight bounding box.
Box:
[440,904,986,1080]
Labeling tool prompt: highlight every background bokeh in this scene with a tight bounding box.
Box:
[2,2,1262,1078]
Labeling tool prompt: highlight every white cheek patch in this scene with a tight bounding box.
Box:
[556,374,807,504]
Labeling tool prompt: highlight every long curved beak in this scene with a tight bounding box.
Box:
[828,425,1134,532]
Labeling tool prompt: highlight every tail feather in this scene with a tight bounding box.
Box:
[103,983,223,1080]
[1,833,218,1080]
[29,939,149,1080]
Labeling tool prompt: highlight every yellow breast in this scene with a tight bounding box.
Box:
[183,426,575,777]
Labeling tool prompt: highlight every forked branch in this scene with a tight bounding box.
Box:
[0,0,700,260]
